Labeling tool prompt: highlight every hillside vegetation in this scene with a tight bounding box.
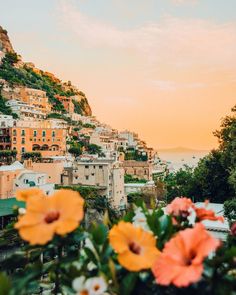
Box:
[0,52,91,115]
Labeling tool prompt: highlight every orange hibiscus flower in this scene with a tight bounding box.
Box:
[15,189,84,245]
[152,223,220,287]
[109,221,160,272]
[167,197,194,218]
[195,207,224,222]
[16,187,44,201]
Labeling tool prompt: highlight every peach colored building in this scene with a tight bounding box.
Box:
[3,126,67,157]
[0,161,25,199]
[55,95,74,114]
[24,159,64,184]
[20,87,51,116]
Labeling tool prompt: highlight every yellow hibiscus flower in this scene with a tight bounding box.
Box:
[109,221,160,271]
[15,189,84,245]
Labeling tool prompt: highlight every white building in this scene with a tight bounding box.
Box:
[6,99,46,119]
[119,130,138,148]
[90,132,116,153]
[14,170,55,196]
[62,157,126,210]
[0,115,14,128]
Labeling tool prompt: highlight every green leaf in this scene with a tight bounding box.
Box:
[84,247,98,265]
[123,211,135,222]
[120,273,138,295]
[0,272,11,295]
[91,224,108,245]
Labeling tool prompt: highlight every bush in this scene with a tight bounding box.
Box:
[224,198,236,225]
[0,193,235,294]
[21,152,42,161]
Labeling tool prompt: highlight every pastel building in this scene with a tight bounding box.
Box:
[14,170,54,196]
[62,157,126,210]
[6,99,47,119]
[24,158,64,184]
[0,126,67,157]
[0,115,14,128]
[0,161,24,199]
[19,87,51,116]
[122,160,152,181]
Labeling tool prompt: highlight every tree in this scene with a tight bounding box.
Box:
[224,198,236,225]
[0,150,17,164]
[68,146,82,157]
[193,150,234,203]
[87,144,102,155]
[124,174,147,183]
[3,52,19,65]
[21,152,42,162]
[163,105,236,204]
[164,165,196,203]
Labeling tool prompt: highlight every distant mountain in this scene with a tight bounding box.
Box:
[158,147,209,153]
[0,25,92,116]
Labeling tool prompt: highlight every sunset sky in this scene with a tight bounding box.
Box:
[1,0,236,150]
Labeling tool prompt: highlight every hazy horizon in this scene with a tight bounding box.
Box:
[1,0,235,150]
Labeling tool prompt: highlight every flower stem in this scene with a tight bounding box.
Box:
[54,244,63,295]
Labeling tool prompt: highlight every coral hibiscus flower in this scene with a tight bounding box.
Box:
[16,187,44,201]
[109,221,160,271]
[167,197,194,218]
[152,223,220,287]
[195,207,224,222]
[15,189,84,245]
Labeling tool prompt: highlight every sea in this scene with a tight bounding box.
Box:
[158,151,209,171]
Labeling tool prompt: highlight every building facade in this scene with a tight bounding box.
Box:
[62,158,126,209]
[0,161,25,199]
[19,87,51,116]
[0,126,67,157]
[122,160,152,180]
[14,170,54,196]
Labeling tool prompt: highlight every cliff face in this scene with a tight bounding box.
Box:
[0,26,14,54]
[0,26,92,117]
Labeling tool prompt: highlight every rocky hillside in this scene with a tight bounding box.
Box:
[0,26,92,116]
[0,26,14,55]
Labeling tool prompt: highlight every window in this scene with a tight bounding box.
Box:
[33,130,37,137]
[99,165,103,169]
[21,129,25,136]
[52,131,56,137]
[85,165,89,169]
[85,176,89,180]
[21,147,25,153]
[91,173,95,176]
[13,129,17,136]
[42,130,46,137]
[21,138,25,144]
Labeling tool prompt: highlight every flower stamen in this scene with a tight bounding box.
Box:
[44,211,60,224]
[129,242,141,255]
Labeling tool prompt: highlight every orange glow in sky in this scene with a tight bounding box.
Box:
[1,0,236,150]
